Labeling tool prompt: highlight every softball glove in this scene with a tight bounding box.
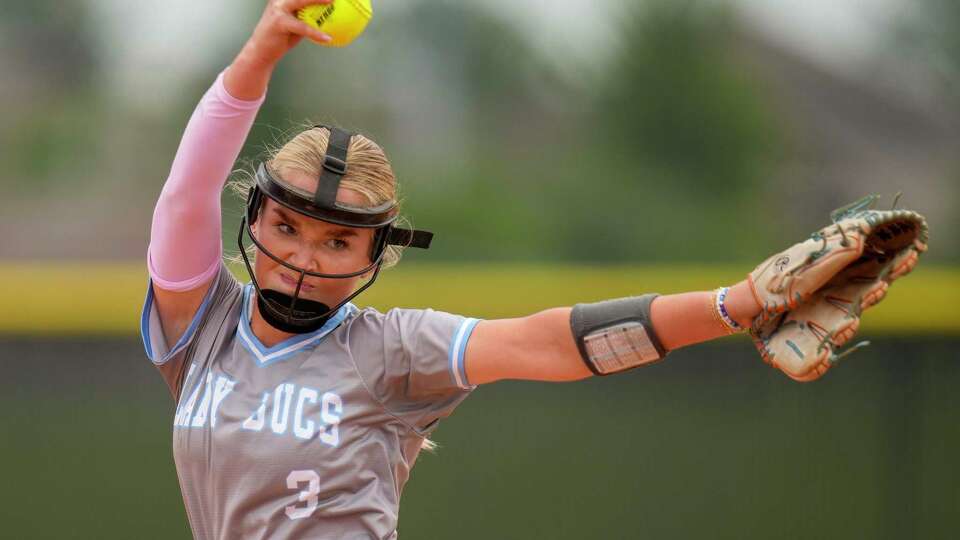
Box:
[748,195,928,382]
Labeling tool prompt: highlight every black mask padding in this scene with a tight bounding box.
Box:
[247,186,263,225]
[314,125,351,208]
[257,289,333,334]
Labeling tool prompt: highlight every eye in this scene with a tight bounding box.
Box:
[277,223,296,236]
[327,238,349,250]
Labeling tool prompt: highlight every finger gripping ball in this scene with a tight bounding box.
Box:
[297,0,373,47]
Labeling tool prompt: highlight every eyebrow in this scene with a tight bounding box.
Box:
[271,206,359,238]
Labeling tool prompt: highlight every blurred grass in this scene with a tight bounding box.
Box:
[0,262,956,335]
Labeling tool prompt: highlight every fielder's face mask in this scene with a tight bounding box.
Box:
[238,126,433,334]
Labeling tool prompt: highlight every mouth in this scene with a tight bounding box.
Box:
[279,273,316,292]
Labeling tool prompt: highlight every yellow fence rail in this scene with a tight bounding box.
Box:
[0,263,957,335]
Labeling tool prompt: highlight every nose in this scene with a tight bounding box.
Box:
[286,245,323,274]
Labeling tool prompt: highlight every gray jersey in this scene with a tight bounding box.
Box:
[140,264,479,539]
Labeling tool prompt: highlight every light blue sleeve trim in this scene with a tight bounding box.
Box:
[448,318,481,390]
[139,277,218,366]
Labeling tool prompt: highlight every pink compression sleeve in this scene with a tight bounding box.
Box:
[147,70,266,291]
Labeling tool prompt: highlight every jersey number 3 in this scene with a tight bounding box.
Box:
[285,470,320,520]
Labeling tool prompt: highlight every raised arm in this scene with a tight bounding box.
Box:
[464,280,760,385]
[149,0,333,349]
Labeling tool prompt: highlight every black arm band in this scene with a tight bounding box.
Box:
[569,294,667,376]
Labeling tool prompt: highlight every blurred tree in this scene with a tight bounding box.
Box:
[354,0,786,263]
[595,0,779,199]
[0,1,102,195]
[529,0,784,263]
[371,0,577,162]
[394,2,568,134]
[362,1,585,262]
[0,2,100,93]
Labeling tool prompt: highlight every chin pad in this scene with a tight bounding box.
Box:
[257,289,333,334]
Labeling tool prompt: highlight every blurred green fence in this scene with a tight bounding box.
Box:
[1,335,956,539]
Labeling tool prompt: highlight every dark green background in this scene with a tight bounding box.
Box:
[3,336,956,539]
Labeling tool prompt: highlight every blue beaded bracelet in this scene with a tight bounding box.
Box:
[715,286,744,333]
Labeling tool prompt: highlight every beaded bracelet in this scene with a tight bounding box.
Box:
[708,289,733,335]
[714,287,744,334]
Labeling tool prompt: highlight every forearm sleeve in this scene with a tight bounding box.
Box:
[147,69,266,291]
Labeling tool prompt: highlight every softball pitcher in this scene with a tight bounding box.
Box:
[142,1,927,538]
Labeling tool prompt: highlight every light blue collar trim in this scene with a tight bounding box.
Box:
[237,283,357,367]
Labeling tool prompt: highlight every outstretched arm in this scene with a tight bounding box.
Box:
[464,280,760,385]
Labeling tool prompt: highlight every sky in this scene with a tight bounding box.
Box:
[88,0,909,108]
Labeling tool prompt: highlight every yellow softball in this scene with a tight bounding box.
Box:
[297,0,373,47]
